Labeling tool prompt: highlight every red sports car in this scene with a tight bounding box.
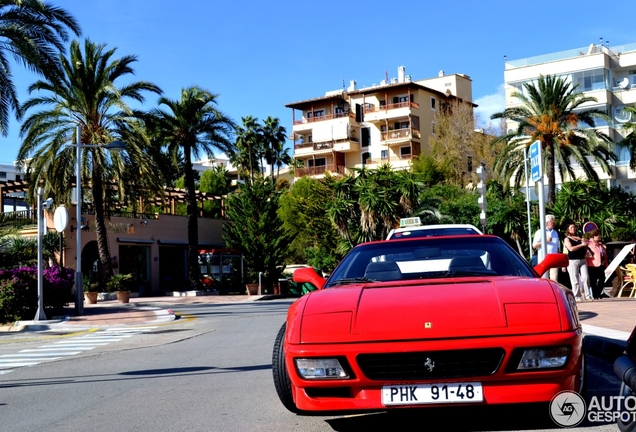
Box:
[272,235,582,413]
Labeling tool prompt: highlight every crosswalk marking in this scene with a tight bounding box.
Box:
[0,325,157,370]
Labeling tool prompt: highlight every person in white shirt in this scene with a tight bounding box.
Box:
[532,214,560,281]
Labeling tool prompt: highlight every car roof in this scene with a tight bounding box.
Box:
[387,223,483,240]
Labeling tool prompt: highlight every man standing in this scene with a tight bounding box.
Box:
[532,214,560,281]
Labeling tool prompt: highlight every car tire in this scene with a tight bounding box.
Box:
[618,382,636,432]
[272,323,299,413]
[578,352,586,396]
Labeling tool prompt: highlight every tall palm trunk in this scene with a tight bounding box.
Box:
[184,144,200,290]
[545,143,557,206]
[91,162,113,284]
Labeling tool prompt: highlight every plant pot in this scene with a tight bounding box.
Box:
[116,291,131,303]
[85,292,98,304]
[246,284,259,295]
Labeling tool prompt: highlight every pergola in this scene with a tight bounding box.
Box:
[0,180,226,217]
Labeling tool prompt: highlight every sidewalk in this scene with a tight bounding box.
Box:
[2,294,634,362]
[5,293,271,331]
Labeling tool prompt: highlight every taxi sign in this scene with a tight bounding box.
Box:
[399,217,422,227]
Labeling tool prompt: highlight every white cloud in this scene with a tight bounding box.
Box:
[473,84,506,128]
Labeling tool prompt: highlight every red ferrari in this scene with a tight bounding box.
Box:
[272,235,582,413]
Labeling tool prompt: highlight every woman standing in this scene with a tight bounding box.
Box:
[587,229,609,299]
[564,223,592,301]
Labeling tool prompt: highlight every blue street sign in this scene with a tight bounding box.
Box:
[530,140,541,182]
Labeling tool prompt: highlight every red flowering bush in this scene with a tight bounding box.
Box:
[0,266,74,323]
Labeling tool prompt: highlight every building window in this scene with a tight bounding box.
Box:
[308,158,326,168]
[0,171,6,179]
[362,152,372,164]
[15,174,20,181]
[307,110,325,119]
[431,97,436,110]
[571,69,605,92]
[381,150,388,160]
[400,147,411,158]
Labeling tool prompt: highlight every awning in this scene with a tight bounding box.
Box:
[116,237,155,244]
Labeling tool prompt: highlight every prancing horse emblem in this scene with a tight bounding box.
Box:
[424,357,435,372]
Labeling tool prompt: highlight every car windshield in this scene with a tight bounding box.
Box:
[325,236,535,287]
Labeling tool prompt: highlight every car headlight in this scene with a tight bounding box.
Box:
[514,346,570,371]
[295,358,350,379]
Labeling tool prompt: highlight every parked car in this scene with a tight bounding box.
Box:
[272,235,581,414]
[386,217,482,240]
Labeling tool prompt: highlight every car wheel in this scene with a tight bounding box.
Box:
[577,352,586,395]
[618,382,636,432]
[272,323,299,413]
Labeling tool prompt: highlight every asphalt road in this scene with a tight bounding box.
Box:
[0,300,627,431]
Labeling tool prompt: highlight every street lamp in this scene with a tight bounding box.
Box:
[34,188,53,321]
[71,125,126,315]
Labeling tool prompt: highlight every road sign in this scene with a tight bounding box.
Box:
[530,140,541,182]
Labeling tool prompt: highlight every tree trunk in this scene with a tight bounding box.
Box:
[545,143,556,207]
[184,144,200,291]
[92,163,113,285]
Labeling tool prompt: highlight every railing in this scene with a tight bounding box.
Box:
[294,164,346,177]
[293,111,355,125]
[294,136,359,151]
[381,128,421,141]
[364,101,420,113]
[0,209,36,226]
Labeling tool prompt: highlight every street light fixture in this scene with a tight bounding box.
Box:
[71,125,126,315]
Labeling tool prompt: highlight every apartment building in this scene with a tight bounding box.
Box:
[286,66,474,178]
[504,40,636,193]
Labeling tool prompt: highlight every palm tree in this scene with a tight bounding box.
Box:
[491,74,615,206]
[325,165,422,249]
[0,0,80,135]
[618,105,636,170]
[147,86,235,290]
[262,116,291,180]
[17,39,162,282]
[230,115,262,180]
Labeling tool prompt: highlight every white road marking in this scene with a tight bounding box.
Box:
[0,326,158,371]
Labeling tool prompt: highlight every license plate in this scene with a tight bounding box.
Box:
[382,382,483,406]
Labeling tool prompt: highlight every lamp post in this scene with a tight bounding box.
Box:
[34,188,53,321]
[72,125,126,315]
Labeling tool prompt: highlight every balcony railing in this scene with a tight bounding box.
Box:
[364,101,420,113]
[294,164,346,177]
[293,111,355,125]
[381,128,421,141]
[294,136,359,151]
[0,209,36,226]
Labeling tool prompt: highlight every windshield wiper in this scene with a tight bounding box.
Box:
[417,270,496,279]
[328,277,375,287]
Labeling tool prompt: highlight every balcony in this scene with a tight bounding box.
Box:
[381,128,421,143]
[293,111,354,125]
[294,164,346,178]
[363,101,420,122]
[294,136,360,155]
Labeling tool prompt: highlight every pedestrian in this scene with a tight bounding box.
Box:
[564,223,592,301]
[532,214,560,280]
[586,229,609,299]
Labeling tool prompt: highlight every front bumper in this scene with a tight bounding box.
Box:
[285,331,582,412]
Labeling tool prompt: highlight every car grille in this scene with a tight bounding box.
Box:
[357,348,505,380]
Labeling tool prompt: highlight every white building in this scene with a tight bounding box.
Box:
[504,40,636,195]
[0,162,27,212]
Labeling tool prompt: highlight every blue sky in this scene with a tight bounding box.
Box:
[1,0,634,164]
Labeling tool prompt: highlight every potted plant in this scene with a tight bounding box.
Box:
[106,273,133,303]
[83,276,100,304]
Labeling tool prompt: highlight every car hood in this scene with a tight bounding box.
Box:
[300,277,561,343]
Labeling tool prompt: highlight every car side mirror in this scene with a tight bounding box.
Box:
[534,253,569,277]
[293,267,326,291]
